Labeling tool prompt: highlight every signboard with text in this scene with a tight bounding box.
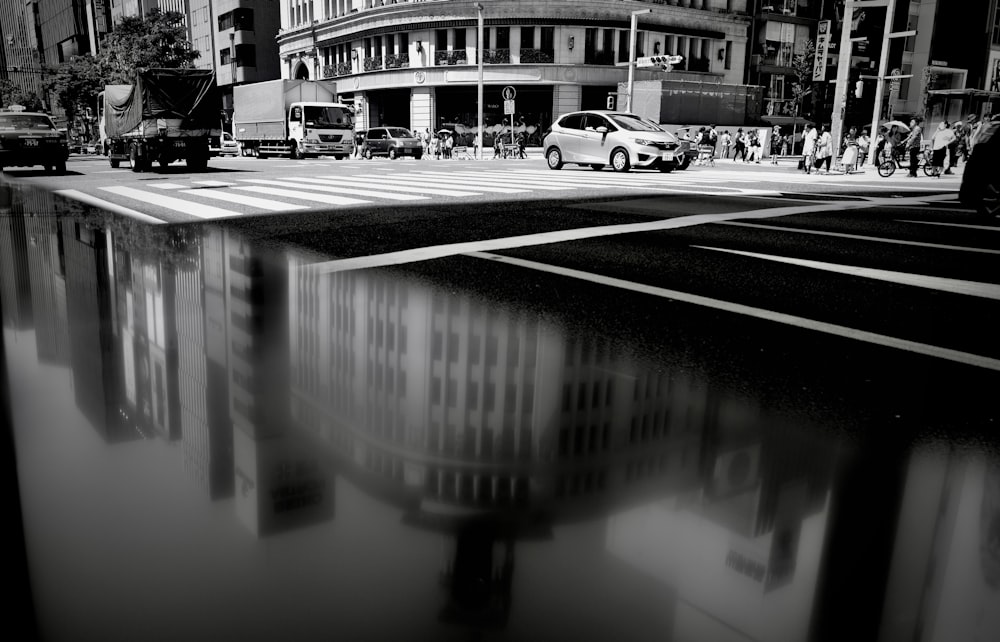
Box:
[813,20,831,82]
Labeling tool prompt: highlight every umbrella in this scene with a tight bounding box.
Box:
[437,129,452,135]
[881,120,910,132]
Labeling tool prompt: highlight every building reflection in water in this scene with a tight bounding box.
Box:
[3,179,999,641]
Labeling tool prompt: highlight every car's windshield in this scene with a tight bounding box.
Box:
[0,114,56,131]
[387,128,414,138]
[608,114,664,133]
[304,106,354,129]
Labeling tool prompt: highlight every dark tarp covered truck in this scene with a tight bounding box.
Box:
[98,68,222,172]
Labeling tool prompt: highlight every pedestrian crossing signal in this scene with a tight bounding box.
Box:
[636,55,684,71]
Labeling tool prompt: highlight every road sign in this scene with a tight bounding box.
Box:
[503,100,515,115]
[501,86,516,100]
[635,55,684,69]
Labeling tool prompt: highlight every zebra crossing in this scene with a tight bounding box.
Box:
[53,166,932,223]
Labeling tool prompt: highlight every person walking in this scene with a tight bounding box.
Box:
[802,125,817,173]
[904,116,923,177]
[770,126,782,164]
[841,126,859,173]
[516,131,527,159]
[444,132,454,159]
[814,124,833,173]
[720,130,732,159]
[930,120,956,177]
[857,129,870,167]
[733,128,747,162]
[945,121,962,174]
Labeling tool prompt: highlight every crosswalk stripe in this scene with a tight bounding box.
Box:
[308,176,481,197]
[151,182,189,190]
[232,185,371,205]
[350,174,529,194]
[191,180,236,187]
[55,189,166,224]
[405,171,572,190]
[98,185,240,219]
[238,178,428,201]
[413,170,641,190]
[179,189,308,212]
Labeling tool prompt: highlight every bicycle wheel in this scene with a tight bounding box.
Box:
[878,160,896,177]
[923,162,939,177]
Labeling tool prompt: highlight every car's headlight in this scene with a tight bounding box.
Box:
[303,137,320,144]
[634,138,656,146]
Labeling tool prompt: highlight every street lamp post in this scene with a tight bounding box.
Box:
[626,9,652,113]
[476,3,484,160]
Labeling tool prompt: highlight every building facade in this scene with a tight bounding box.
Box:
[275,0,752,144]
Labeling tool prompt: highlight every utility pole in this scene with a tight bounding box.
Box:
[626,9,652,112]
[476,3,484,160]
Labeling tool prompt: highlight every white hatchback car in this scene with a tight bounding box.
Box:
[543,110,682,172]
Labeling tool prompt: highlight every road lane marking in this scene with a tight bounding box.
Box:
[694,246,1000,300]
[897,219,1000,231]
[54,189,166,224]
[191,180,236,187]
[718,221,1000,255]
[468,251,1000,372]
[98,186,239,219]
[179,189,308,212]
[151,183,189,190]
[232,185,370,205]
[302,200,872,274]
[350,174,530,194]
[237,178,428,201]
[314,175,481,197]
[406,171,573,190]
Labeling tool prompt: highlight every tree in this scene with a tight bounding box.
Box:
[100,9,200,84]
[44,55,106,127]
[789,40,817,122]
[0,79,46,111]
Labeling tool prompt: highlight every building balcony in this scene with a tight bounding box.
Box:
[435,50,468,66]
[483,49,511,65]
[519,48,555,64]
[363,55,384,72]
[385,53,410,69]
[584,50,616,65]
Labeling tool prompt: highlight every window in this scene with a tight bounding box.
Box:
[496,27,510,49]
[454,29,466,51]
[436,29,447,50]
[521,27,534,49]
[540,27,554,52]
[558,113,585,130]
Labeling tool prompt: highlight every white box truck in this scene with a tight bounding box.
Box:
[233,79,354,159]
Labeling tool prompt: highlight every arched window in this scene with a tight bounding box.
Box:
[294,63,310,79]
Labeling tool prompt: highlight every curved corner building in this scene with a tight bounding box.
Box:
[275,0,751,145]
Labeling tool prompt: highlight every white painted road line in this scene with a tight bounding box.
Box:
[238,178,429,201]
[315,175,481,197]
[232,185,371,206]
[351,174,529,194]
[897,219,1000,231]
[303,200,872,274]
[469,251,1000,372]
[694,245,1000,300]
[179,189,308,212]
[719,221,1000,255]
[191,180,237,187]
[151,183,190,190]
[54,189,166,224]
[98,186,240,219]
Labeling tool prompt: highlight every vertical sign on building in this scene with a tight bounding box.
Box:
[813,20,831,82]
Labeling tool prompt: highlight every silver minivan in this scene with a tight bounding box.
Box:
[363,127,423,160]
[542,110,681,172]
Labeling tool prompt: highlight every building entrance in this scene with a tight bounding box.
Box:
[435,85,553,148]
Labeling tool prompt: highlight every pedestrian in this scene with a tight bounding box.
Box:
[930,120,955,176]
[444,132,454,159]
[904,116,923,177]
[431,135,440,160]
[857,129,870,167]
[708,124,719,157]
[801,125,817,173]
[770,126,782,164]
[355,130,365,158]
[516,131,526,159]
[961,114,979,159]
[423,128,433,159]
[946,121,962,173]
[493,134,502,159]
[733,128,747,161]
[746,130,761,163]
[841,126,859,173]
[720,130,732,158]
[814,124,833,173]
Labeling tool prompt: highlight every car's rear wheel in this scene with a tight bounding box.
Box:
[611,148,630,173]
[546,147,564,170]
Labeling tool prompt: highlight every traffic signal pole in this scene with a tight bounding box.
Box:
[626,9,652,112]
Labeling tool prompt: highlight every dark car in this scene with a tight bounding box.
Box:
[363,127,423,159]
[959,117,1000,218]
[0,109,68,174]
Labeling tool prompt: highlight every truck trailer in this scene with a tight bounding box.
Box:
[99,68,222,172]
[233,79,354,159]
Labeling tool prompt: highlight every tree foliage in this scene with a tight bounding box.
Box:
[789,40,817,120]
[0,79,45,111]
[43,9,200,121]
[100,9,200,84]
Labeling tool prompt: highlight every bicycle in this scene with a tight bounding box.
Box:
[877,146,938,177]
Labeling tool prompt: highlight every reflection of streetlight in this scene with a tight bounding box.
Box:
[476,2,484,160]
[626,9,652,113]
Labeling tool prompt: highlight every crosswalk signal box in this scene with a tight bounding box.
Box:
[607,95,615,110]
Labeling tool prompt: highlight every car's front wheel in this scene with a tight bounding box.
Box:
[611,148,631,173]
[546,147,564,170]
[389,148,398,160]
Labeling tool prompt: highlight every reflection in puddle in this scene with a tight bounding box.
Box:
[2,180,998,640]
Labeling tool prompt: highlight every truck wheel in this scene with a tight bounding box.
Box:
[110,158,120,168]
[54,158,67,175]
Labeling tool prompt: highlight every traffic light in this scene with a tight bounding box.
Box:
[855,80,864,98]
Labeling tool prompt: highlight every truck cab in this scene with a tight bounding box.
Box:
[286,102,355,159]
